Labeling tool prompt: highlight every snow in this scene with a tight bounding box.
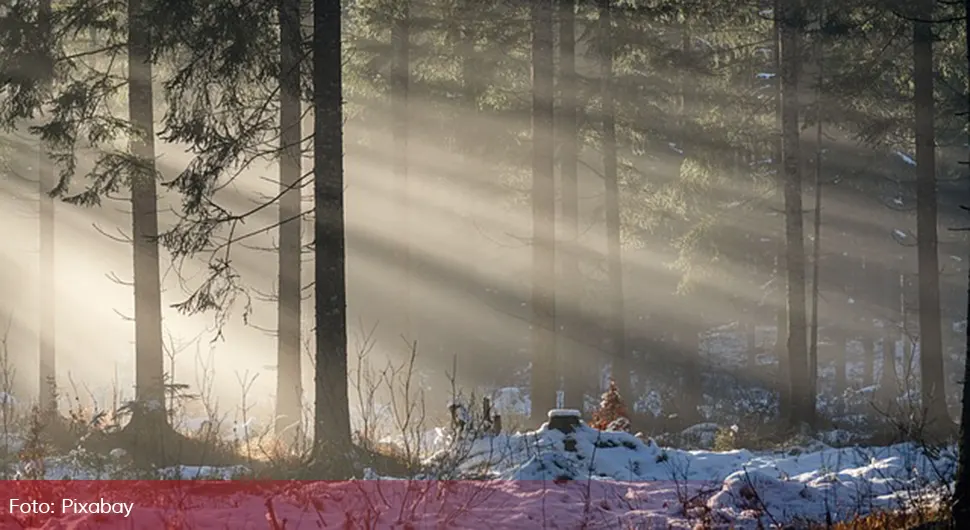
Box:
[548,409,581,418]
[756,72,776,79]
[0,391,954,527]
[416,422,953,527]
[38,423,945,528]
[894,151,917,165]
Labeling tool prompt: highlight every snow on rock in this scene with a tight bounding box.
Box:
[418,421,955,527]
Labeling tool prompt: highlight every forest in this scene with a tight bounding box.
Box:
[3,0,970,527]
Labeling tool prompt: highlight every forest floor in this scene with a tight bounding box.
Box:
[0,324,958,528]
[0,412,954,529]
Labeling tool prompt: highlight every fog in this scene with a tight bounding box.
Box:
[1,36,969,433]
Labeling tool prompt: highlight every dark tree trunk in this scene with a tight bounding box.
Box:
[312,0,352,463]
[558,0,583,411]
[772,0,789,421]
[37,0,56,414]
[599,0,629,404]
[808,18,824,407]
[953,4,970,519]
[530,0,557,423]
[275,0,304,440]
[780,0,810,429]
[913,0,951,430]
[391,1,411,338]
[128,0,165,419]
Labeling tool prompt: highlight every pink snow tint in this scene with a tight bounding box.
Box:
[0,480,712,529]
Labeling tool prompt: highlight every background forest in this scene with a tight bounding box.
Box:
[2,0,970,506]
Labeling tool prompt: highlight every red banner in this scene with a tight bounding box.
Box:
[0,479,698,528]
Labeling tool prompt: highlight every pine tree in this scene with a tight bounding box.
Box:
[591,378,629,430]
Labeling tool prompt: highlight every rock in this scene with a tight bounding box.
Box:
[547,409,581,433]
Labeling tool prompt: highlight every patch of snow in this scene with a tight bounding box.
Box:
[548,409,581,418]
[894,151,917,165]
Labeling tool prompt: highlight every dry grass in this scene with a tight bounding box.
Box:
[824,509,947,530]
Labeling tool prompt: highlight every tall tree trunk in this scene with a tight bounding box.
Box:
[128,0,165,420]
[772,0,790,421]
[780,0,811,429]
[913,0,950,430]
[312,0,352,463]
[37,0,56,414]
[530,0,557,423]
[952,3,970,521]
[558,0,583,411]
[599,0,629,404]
[275,0,303,439]
[679,23,702,424]
[392,1,411,338]
[808,12,824,408]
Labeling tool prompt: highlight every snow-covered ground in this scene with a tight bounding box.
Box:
[1,415,952,529]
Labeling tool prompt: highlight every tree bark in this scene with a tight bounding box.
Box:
[37,0,56,414]
[953,5,970,520]
[530,0,557,423]
[128,0,165,418]
[558,0,583,411]
[913,0,951,430]
[599,0,629,405]
[772,0,789,421]
[808,13,824,408]
[275,0,303,439]
[312,0,352,462]
[780,0,811,429]
[391,1,411,339]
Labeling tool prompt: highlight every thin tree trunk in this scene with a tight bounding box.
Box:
[530,0,556,424]
[746,321,758,368]
[312,0,352,462]
[599,0,629,404]
[275,0,303,439]
[780,0,810,429]
[881,323,898,403]
[679,23,702,423]
[458,0,476,156]
[952,3,970,520]
[862,334,874,387]
[808,9,824,407]
[833,329,846,398]
[772,0,789,421]
[128,0,165,419]
[558,0,583,411]
[37,0,56,414]
[913,0,950,430]
[392,1,411,338]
